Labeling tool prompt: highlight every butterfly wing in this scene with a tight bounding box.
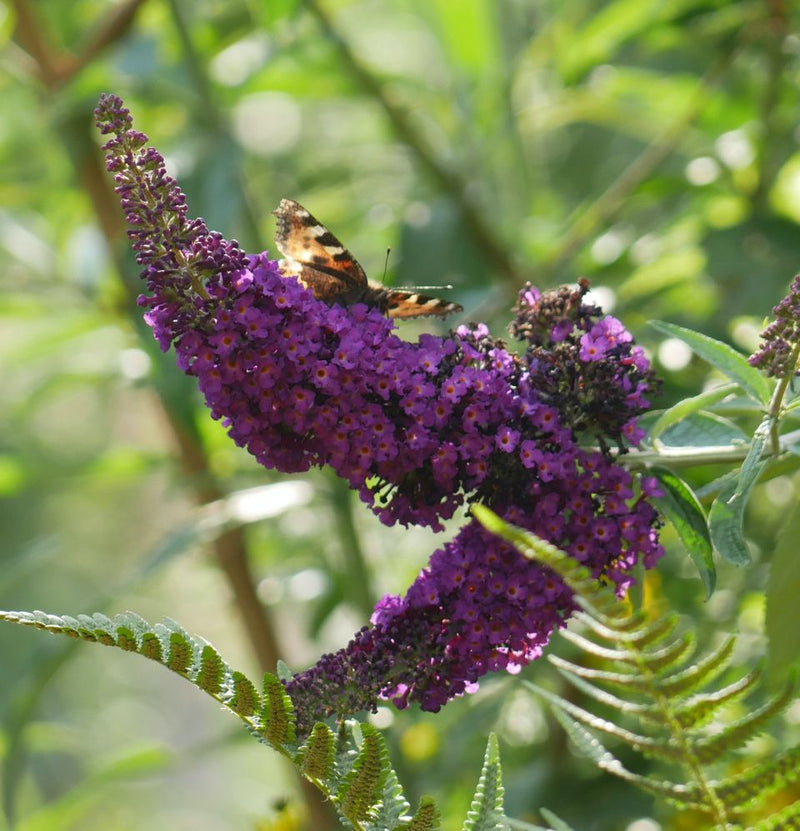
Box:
[378,289,463,319]
[273,198,368,304]
[273,198,462,319]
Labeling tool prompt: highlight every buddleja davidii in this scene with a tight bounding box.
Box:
[749,273,800,378]
[96,93,247,351]
[285,285,664,732]
[95,93,664,732]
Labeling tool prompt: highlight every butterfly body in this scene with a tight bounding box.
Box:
[273,198,462,319]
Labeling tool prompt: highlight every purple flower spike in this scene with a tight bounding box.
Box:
[96,94,664,730]
[749,273,800,376]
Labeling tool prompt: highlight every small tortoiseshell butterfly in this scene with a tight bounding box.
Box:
[273,198,462,319]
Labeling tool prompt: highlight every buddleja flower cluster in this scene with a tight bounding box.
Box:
[749,273,800,377]
[96,93,663,734]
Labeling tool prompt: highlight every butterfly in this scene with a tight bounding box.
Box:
[273,198,462,319]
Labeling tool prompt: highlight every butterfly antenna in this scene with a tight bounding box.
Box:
[382,247,453,291]
[382,247,391,283]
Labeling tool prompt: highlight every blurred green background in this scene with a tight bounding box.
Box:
[2,0,800,829]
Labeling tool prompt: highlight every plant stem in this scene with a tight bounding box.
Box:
[304,0,528,290]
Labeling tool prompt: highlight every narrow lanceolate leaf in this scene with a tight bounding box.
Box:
[261,673,297,749]
[709,476,756,566]
[766,501,800,685]
[647,383,738,443]
[462,734,505,831]
[649,321,771,405]
[336,724,386,827]
[650,467,715,597]
[736,417,773,500]
[538,807,578,831]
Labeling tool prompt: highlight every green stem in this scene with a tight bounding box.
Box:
[621,424,800,470]
[765,340,800,451]
[304,0,528,289]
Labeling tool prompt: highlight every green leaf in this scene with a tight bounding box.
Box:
[690,681,796,767]
[655,411,748,448]
[708,476,757,566]
[749,796,800,830]
[228,671,260,717]
[650,321,771,405]
[550,707,617,768]
[0,609,431,826]
[336,724,387,827]
[262,673,297,748]
[538,808,578,831]
[766,501,800,685]
[404,796,441,831]
[298,724,335,788]
[735,417,772,500]
[650,467,715,597]
[647,383,737,443]
[462,734,505,831]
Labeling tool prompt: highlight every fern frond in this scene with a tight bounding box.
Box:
[750,797,800,830]
[336,723,388,828]
[656,671,761,730]
[462,734,505,831]
[559,623,695,672]
[571,607,678,645]
[529,681,690,763]
[652,635,737,698]
[714,743,800,811]
[403,796,441,831]
[296,722,335,787]
[0,610,424,830]
[690,680,796,765]
[261,672,297,748]
[550,709,710,811]
[526,672,651,717]
[472,507,800,829]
